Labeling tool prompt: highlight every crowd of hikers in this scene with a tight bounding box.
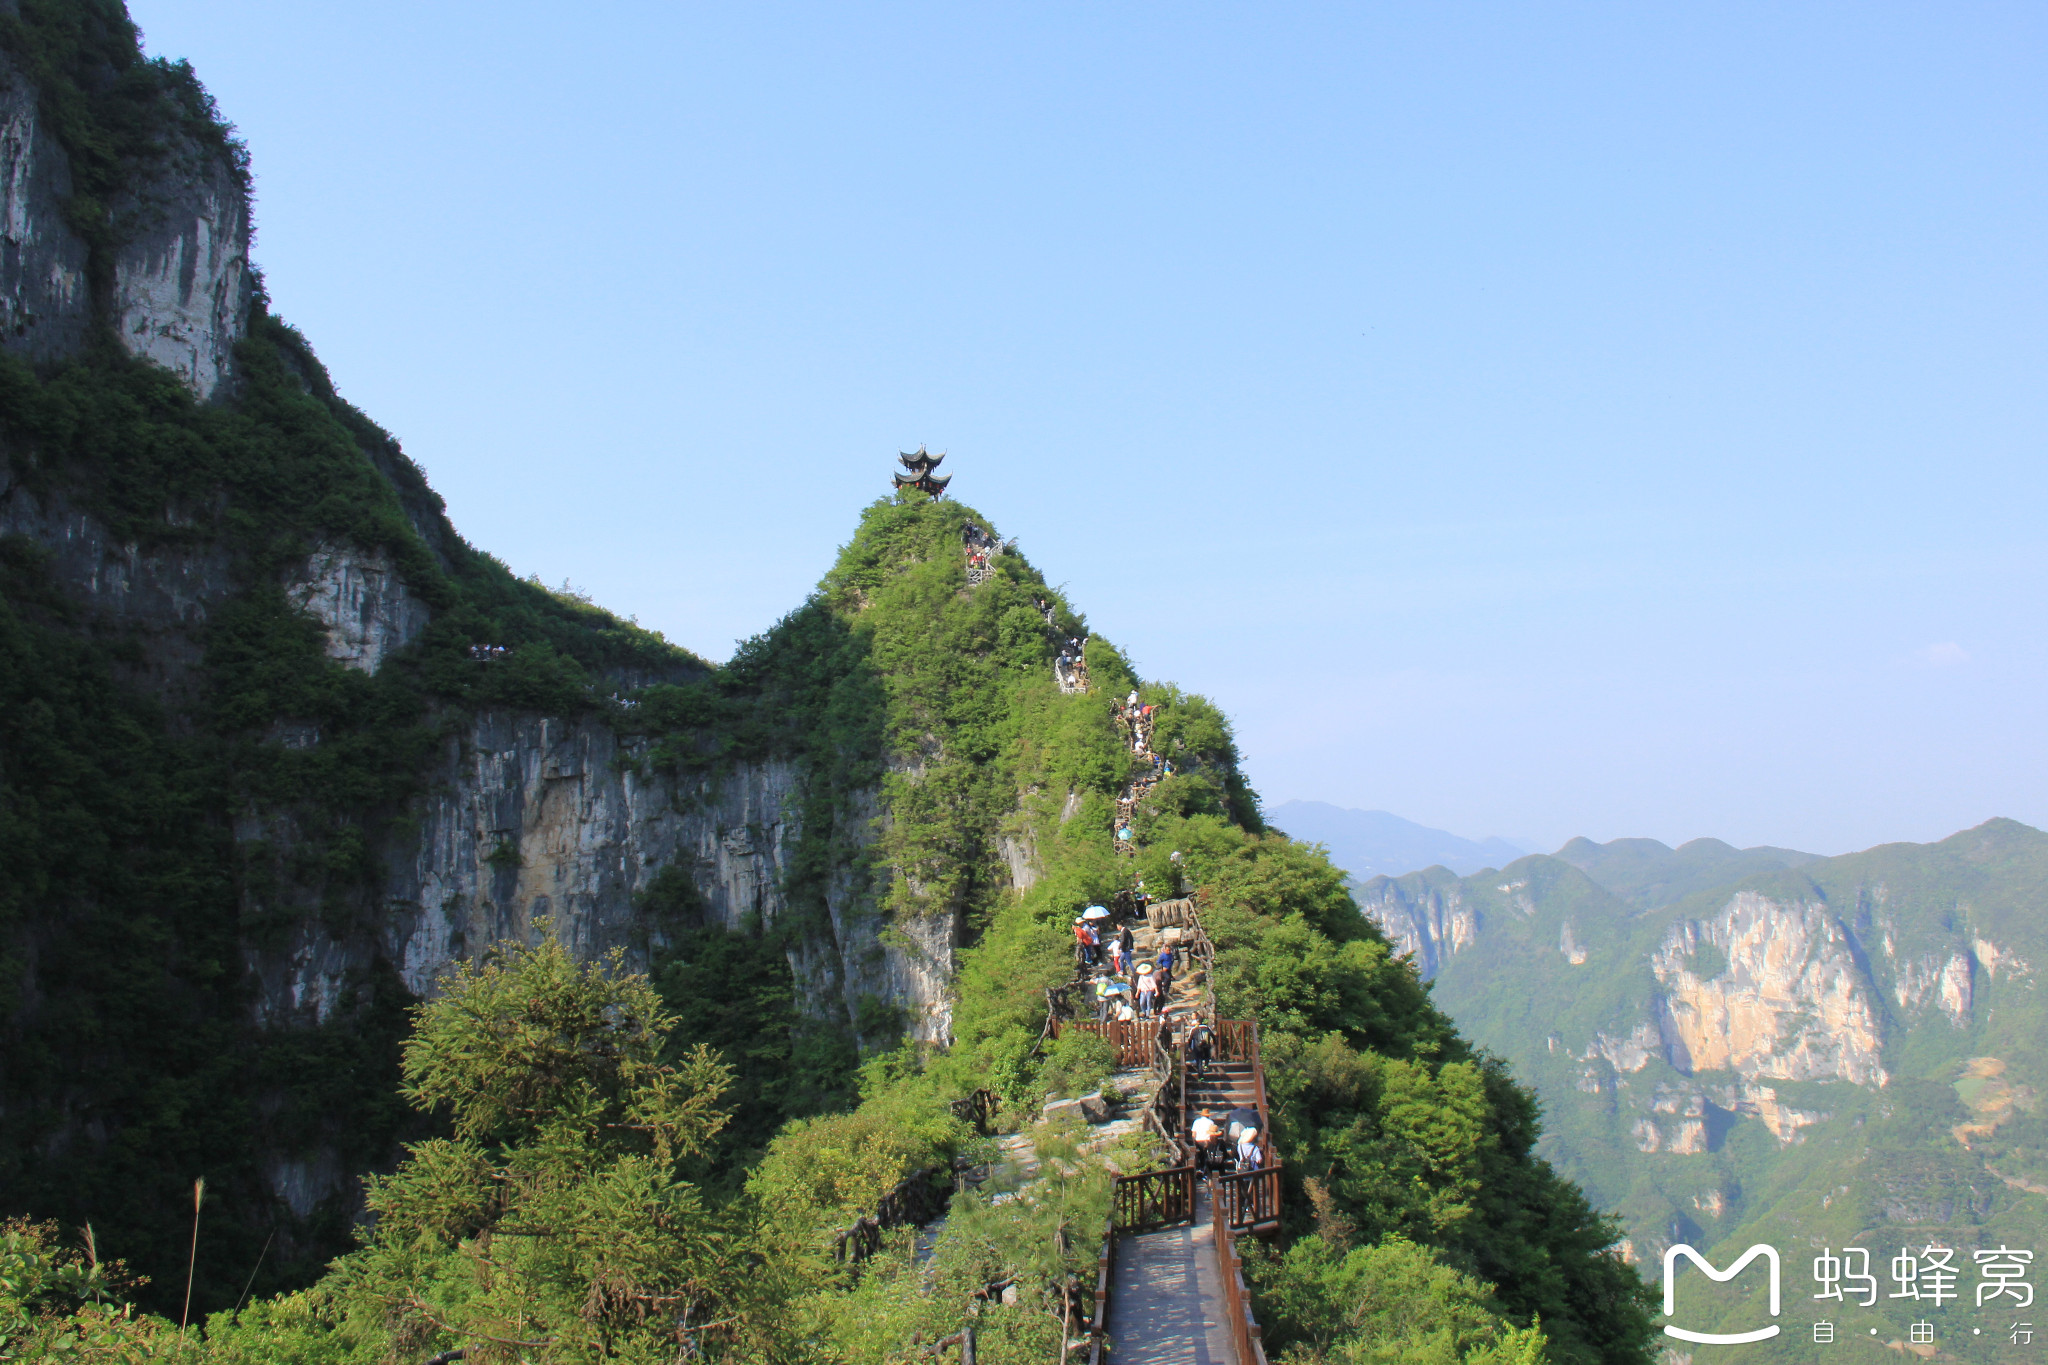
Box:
[1069,901,1182,1021]
[1055,633,1088,691]
[1061,661,1270,1175]
[963,520,1010,585]
[1069,899,1267,1173]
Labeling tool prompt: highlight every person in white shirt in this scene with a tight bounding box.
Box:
[1191,1110,1222,1170]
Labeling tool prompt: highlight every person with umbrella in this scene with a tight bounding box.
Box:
[1072,917,1099,968]
[1226,1106,1262,1168]
[1081,905,1111,969]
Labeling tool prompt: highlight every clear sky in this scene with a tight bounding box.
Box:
[126,1,2045,856]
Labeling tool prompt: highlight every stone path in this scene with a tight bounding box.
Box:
[1105,1185,1234,1363]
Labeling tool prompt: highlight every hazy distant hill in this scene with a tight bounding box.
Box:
[1554,834,1819,909]
[1266,800,1532,878]
[1358,819,2048,1359]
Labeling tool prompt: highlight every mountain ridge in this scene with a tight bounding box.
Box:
[1361,817,2048,1358]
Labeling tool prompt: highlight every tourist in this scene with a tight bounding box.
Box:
[1184,1022,1212,1075]
[1235,1128,1262,1171]
[1106,936,1125,975]
[1073,918,1098,967]
[1191,1109,1221,1170]
[1135,965,1157,1017]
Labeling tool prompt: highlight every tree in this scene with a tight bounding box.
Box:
[330,933,784,1363]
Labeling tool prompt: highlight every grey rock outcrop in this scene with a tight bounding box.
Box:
[0,479,234,692]
[108,143,252,401]
[1356,874,1476,979]
[243,705,964,1049]
[0,62,91,361]
[286,543,430,675]
[0,48,252,398]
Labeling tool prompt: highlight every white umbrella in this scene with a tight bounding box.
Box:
[1081,905,1110,920]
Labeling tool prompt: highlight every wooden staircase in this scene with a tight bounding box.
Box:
[1060,697,1277,1362]
[1056,895,1275,1364]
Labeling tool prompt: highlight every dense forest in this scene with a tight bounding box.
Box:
[0,3,1655,1361]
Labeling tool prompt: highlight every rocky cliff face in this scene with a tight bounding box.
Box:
[0,471,975,1054]
[0,59,90,362]
[107,143,252,401]
[1647,890,1887,1088]
[0,477,235,694]
[1368,859,2039,1162]
[242,707,961,1051]
[286,544,430,675]
[1355,873,1478,979]
[0,47,252,398]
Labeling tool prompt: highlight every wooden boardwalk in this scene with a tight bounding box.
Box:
[1104,1186,1236,1364]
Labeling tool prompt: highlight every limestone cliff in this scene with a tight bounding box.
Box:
[243,710,959,1048]
[0,44,252,398]
[1647,890,1886,1088]
[1353,868,1477,979]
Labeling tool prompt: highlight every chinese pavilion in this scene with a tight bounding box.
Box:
[892,446,951,498]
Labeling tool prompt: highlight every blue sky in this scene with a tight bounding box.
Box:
[128,2,2045,855]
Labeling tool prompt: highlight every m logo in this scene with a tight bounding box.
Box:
[1663,1244,1782,1345]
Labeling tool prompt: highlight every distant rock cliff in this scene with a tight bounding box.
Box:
[1358,822,2048,1274]
[1647,890,1887,1087]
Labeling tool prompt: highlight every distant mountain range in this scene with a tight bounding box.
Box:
[1265,801,1535,878]
[1552,834,1819,909]
[1356,818,2048,1359]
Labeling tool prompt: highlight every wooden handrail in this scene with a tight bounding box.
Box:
[1047,1017,1160,1069]
[1209,1176,1270,1365]
[1111,1164,1197,1232]
[1213,1164,1283,1233]
[1085,1212,1114,1365]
